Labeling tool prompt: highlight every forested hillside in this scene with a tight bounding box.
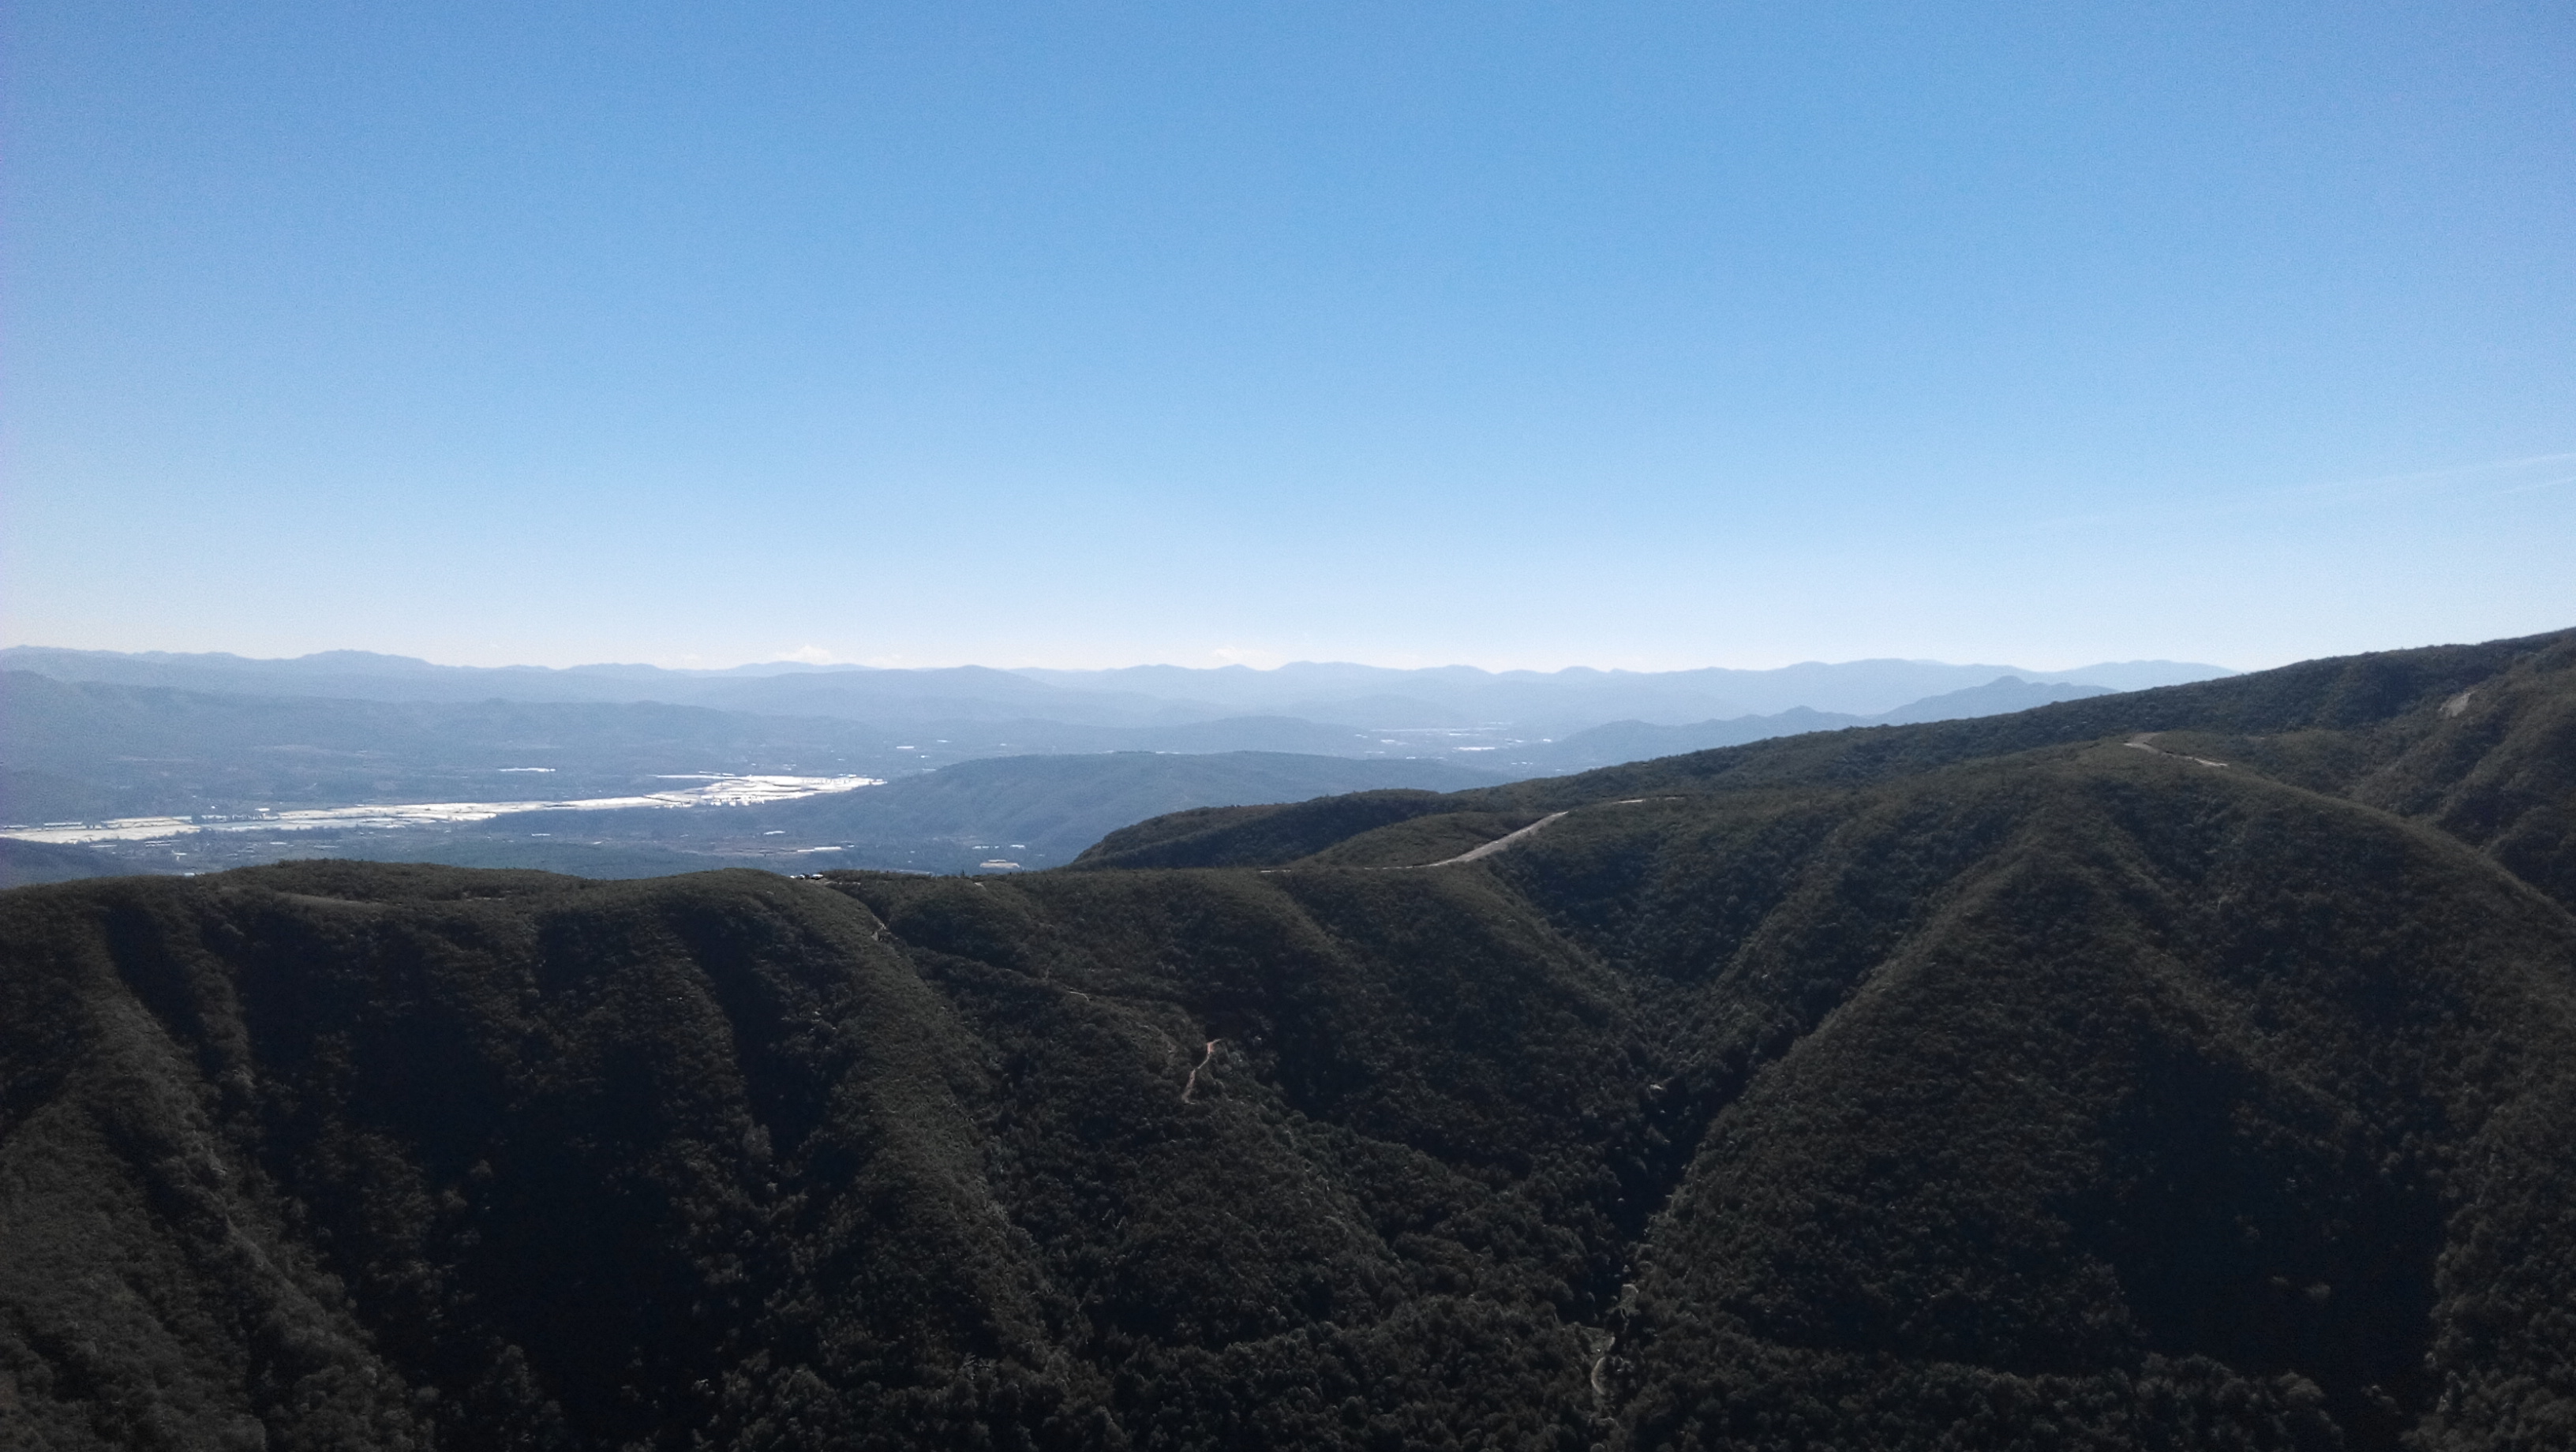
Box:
[2,629,2570,1450]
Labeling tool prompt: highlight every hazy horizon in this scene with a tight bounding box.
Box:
[3,638,2258,678]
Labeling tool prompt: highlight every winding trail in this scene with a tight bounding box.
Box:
[1256,795,1679,877]
[2122,732,2230,769]
[1422,811,1571,866]
[1181,1039,1222,1102]
[1418,796,1676,867]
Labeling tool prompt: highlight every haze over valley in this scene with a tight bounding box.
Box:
[0,647,2223,881]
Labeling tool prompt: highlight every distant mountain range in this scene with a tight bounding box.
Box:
[0,646,2232,728]
[1522,675,2120,771]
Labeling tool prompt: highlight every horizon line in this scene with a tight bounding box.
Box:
[0,640,2263,679]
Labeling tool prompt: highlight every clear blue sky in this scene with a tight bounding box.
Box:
[6,2,2570,672]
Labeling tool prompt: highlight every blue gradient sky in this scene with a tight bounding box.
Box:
[6,2,2570,671]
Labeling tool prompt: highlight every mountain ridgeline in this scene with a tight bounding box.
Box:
[2,630,2571,1450]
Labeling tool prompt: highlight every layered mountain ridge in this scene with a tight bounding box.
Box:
[0,647,2226,728]
[2,628,2570,1450]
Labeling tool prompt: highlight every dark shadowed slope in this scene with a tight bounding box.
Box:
[1481,746,2576,1450]
[0,862,1646,1450]
[2,627,2572,1451]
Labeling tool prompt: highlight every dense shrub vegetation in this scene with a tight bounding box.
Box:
[3,629,2573,1450]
